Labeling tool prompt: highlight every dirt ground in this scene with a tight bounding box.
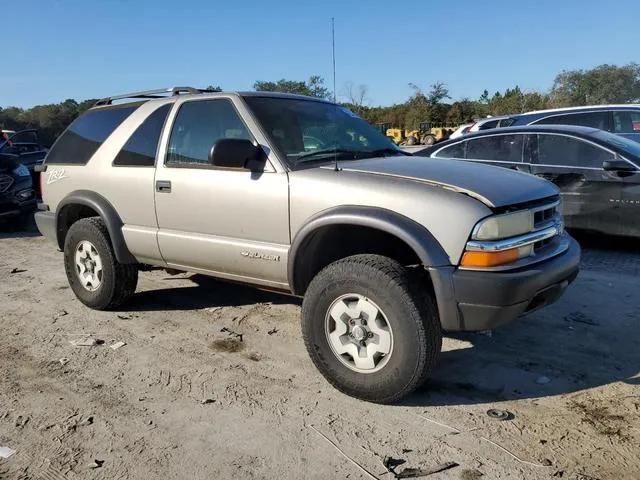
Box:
[0,223,638,480]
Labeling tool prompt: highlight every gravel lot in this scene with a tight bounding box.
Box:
[0,224,638,480]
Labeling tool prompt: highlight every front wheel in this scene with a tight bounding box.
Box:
[63,217,138,310]
[301,254,442,404]
[422,134,436,145]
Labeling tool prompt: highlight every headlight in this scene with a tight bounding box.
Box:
[13,164,30,177]
[472,210,533,240]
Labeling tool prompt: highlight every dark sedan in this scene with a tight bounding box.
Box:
[417,125,640,238]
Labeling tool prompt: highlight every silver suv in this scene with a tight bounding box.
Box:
[35,87,580,403]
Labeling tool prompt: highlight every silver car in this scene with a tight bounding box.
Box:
[35,87,580,403]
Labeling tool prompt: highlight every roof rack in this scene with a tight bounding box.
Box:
[94,87,204,106]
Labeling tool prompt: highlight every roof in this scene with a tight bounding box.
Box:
[418,124,599,151]
[418,124,640,161]
[522,104,640,115]
[475,114,513,121]
[93,86,334,108]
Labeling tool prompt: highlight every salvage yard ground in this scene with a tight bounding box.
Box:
[0,225,638,480]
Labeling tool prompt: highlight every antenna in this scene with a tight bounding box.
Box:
[332,17,340,172]
[332,17,336,103]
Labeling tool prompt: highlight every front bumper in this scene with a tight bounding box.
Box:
[431,234,581,332]
[0,194,37,219]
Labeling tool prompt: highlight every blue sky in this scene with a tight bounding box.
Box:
[2,0,639,108]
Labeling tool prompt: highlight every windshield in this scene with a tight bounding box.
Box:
[243,96,403,166]
[592,130,640,161]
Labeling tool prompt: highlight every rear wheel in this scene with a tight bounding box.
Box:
[64,217,138,310]
[301,254,442,404]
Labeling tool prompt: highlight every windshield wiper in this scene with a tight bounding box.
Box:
[296,148,365,163]
[369,148,412,157]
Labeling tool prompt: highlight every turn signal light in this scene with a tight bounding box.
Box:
[460,248,520,268]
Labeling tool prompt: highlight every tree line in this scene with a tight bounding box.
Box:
[1,63,639,147]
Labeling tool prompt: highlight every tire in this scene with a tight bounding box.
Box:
[63,217,138,310]
[422,134,436,146]
[406,136,417,146]
[301,254,442,404]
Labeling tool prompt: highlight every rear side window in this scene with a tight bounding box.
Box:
[113,104,171,167]
[536,134,612,168]
[535,111,608,130]
[46,105,137,165]
[612,111,640,133]
[433,141,465,159]
[466,134,524,162]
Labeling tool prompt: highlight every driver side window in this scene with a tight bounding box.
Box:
[166,99,250,166]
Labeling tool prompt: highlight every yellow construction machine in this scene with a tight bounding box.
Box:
[381,122,463,146]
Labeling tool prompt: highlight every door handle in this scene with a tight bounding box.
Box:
[156,180,171,193]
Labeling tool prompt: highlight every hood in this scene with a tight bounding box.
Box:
[324,156,558,208]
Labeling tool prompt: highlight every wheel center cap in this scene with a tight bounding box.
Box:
[351,325,367,342]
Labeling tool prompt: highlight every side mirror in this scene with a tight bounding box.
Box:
[208,138,261,169]
[602,158,637,172]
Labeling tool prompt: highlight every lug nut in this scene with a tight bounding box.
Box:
[349,319,356,326]
[361,319,367,326]
[367,332,374,338]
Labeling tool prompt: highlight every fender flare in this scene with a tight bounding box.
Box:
[287,205,450,295]
[56,190,137,264]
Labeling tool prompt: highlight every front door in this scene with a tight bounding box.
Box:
[529,133,624,235]
[154,97,290,289]
[619,167,640,237]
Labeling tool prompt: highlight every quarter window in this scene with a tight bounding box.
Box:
[166,99,250,166]
[46,105,137,165]
[466,135,524,162]
[113,104,171,167]
[433,141,465,159]
[535,111,608,130]
[612,111,640,133]
[536,134,612,168]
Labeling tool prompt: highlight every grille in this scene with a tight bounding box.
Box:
[0,175,13,193]
[534,204,558,228]
[532,202,561,252]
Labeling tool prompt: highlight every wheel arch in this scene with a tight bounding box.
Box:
[288,205,450,296]
[55,190,137,264]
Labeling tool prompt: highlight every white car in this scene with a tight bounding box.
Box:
[449,123,474,139]
[467,115,514,133]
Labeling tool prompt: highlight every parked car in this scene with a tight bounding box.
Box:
[0,129,48,194]
[467,115,514,133]
[0,152,37,226]
[507,105,640,143]
[36,87,579,403]
[2,129,16,140]
[419,125,640,238]
[448,123,474,140]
